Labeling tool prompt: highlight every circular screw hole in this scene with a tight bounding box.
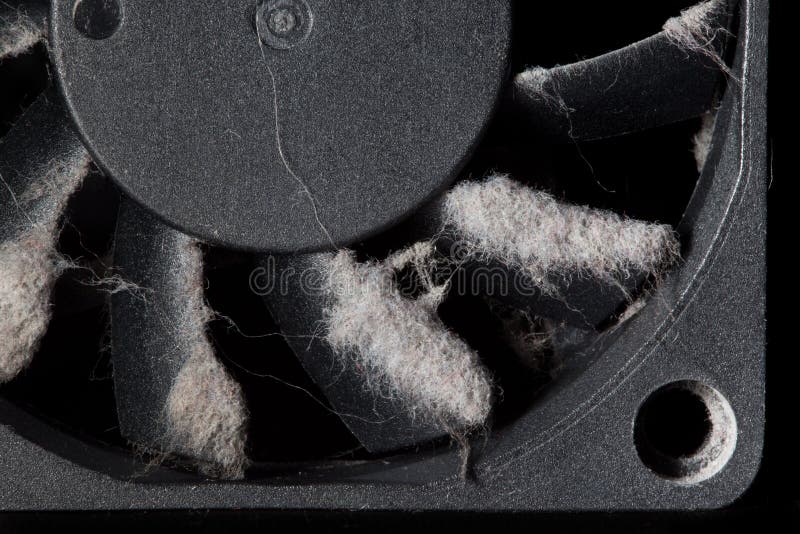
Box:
[74,0,122,40]
[640,386,711,458]
[634,380,737,484]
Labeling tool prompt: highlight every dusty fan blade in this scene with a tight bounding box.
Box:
[111,199,247,478]
[0,91,88,241]
[259,253,450,454]
[0,0,47,60]
[512,15,730,142]
[443,252,642,330]
[412,211,637,329]
[411,176,678,331]
[1,91,91,383]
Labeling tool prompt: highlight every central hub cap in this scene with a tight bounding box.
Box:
[50,1,511,252]
[257,0,313,50]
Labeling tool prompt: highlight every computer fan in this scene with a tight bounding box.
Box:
[0,0,767,511]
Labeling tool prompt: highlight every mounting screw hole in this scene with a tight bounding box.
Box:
[634,380,737,484]
[74,0,122,40]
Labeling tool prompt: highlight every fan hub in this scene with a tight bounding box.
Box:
[49,0,512,252]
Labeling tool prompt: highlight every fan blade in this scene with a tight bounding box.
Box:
[0,0,47,60]
[414,176,680,329]
[440,253,643,330]
[511,5,731,141]
[1,91,91,383]
[0,91,90,240]
[260,251,488,454]
[111,199,248,479]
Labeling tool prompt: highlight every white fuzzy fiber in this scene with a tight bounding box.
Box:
[663,0,729,72]
[443,176,680,293]
[0,229,63,382]
[693,111,717,172]
[0,8,43,61]
[514,66,570,114]
[324,243,493,429]
[0,150,91,383]
[164,238,248,479]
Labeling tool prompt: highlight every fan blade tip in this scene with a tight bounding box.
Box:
[165,347,250,480]
[0,229,62,384]
[111,207,249,479]
[324,245,494,433]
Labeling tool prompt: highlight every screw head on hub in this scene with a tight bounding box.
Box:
[256,0,313,50]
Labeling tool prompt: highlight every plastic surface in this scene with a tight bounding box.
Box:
[48,0,512,252]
